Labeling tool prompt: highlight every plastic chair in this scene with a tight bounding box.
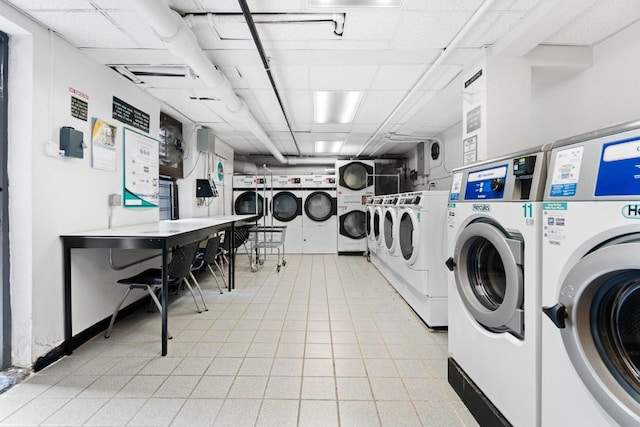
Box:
[192,235,226,294]
[105,242,201,338]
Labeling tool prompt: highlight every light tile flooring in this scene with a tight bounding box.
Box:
[0,254,478,426]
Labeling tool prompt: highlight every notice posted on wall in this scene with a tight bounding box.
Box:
[91,118,117,172]
[123,128,159,208]
[463,135,478,165]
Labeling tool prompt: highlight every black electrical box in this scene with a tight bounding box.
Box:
[60,126,84,158]
[513,155,536,177]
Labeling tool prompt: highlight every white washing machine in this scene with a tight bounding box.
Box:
[302,175,337,254]
[541,121,640,427]
[336,160,375,254]
[270,175,303,254]
[445,147,549,427]
[369,195,385,263]
[370,194,393,273]
[382,193,401,270]
[388,191,449,328]
[232,174,267,221]
[365,195,376,259]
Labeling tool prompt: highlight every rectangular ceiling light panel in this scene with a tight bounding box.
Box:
[314,90,364,124]
[309,0,401,7]
[315,140,344,153]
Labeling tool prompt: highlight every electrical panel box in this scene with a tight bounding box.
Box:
[60,126,84,158]
[416,141,425,175]
[196,128,215,153]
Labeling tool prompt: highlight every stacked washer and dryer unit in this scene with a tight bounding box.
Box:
[336,160,375,255]
[445,147,549,427]
[540,121,640,426]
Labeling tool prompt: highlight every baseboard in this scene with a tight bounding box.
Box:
[448,357,512,427]
[34,297,151,372]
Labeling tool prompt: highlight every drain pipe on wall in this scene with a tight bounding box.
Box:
[130,0,286,163]
[355,0,496,158]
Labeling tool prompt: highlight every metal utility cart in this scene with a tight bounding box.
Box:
[248,225,287,272]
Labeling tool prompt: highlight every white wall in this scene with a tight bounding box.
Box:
[0,3,175,366]
[532,19,640,144]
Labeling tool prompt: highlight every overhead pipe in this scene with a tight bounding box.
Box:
[130,0,286,163]
[356,0,496,158]
[237,0,301,156]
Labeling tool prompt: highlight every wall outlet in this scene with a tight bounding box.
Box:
[108,193,122,207]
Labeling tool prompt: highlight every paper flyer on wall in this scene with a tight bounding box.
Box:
[91,117,117,171]
[123,128,159,207]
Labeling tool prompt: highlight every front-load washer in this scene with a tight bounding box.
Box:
[365,195,376,260]
[388,190,449,327]
[302,175,337,254]
[336,160,374,254]
[270,175,303,254]
[382,193,401,270]
[445,147,549,427]
[233,174,267,221]
[370,194,393,273]
[541,120,640,427]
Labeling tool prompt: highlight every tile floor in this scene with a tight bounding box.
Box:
[0,254,478,426]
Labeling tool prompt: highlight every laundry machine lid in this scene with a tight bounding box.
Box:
[340,210,366,239]
[305,191,336,222]
[546,238,640,426]
[339,161,373,191]
[453,220,524,337]
[272,191,302,222]
[235,191,265,218]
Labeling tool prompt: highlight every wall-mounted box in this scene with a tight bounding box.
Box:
[60,126,84,158]
[196,128,215,153]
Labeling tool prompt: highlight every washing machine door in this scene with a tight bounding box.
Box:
[235,191,265,219]
[366,208,373,240]
[374,207,384,246]
[399,209,419,264]
[339,161,374,191]
[340,210,366,239]
[384,209,397,252]
[452,220,524,338]
[305,191,336,222]
[543,236,640,426]
[272,191,302,222]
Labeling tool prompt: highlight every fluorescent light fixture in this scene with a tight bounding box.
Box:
[314,91,364,124]
[309,0,401,7]
[315,140,344,153]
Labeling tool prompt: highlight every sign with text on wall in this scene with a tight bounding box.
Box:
[123,128,159,208]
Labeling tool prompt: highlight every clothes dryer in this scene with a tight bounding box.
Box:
[445,148,549,427]
[382,193,401,269]
[302,175,337,254]
[541,121,640,427]
[232,175,267,221]
[270,175,303,254]
[370,194,393,273]
[336,160,374,254]
[365,195,376,260]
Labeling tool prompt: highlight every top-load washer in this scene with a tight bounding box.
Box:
[389,191,448,327]
[232,175,267,220]
[336,160,374,254]
[541,120,640,427]
[445,147,549,427]
[302,175,337,254]
[270,175,303,254]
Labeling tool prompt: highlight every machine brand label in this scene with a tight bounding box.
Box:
[472,204,491,212]
[622,204,640,219]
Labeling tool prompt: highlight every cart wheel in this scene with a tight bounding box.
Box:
[277,265,281,272]
[251,264,258,272]
[367,254,371,262]
[282,259,287,266]
[259,259,265,265]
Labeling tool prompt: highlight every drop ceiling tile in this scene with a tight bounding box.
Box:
[545,0,640,46]
[492,0,541,11]
[251,90,290,125]
[459,11,526,48]
[196,0,305,13]
[271,65,310,90]
[105,11,166,48]
[350,123,379,134]
[190,22,223,49]
[371,64,428,90]
[306,39,390,50]
[310,123,353,133]
[29,11,138,48]
[310,65,378,90]
[85,48,183,65]
[343,10,401,40]
[5,0,93,10]
[390,11,472,49]
[418,64,463,91]
[281,90,313,125]
[353,91,405,124]
[402,0,483,11]
[236,65,271,89]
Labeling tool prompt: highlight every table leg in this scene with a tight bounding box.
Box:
[63,244,72,355]
[161,242,168,356]
[228,224,234,292]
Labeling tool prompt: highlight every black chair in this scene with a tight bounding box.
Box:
[105,242,201,338]
[192,235,226,294]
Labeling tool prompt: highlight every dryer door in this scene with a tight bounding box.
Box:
[272,191,301,222]
[340,210,366,239]
[398,209,421,265]
[339,161,373,191]
[304,191,336,222]
[374,207,384,246]
[544,237,640,426]
[452,220,524,338]
[384,209,397,252]
[235,191,265,219]
[366,207,373,240]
